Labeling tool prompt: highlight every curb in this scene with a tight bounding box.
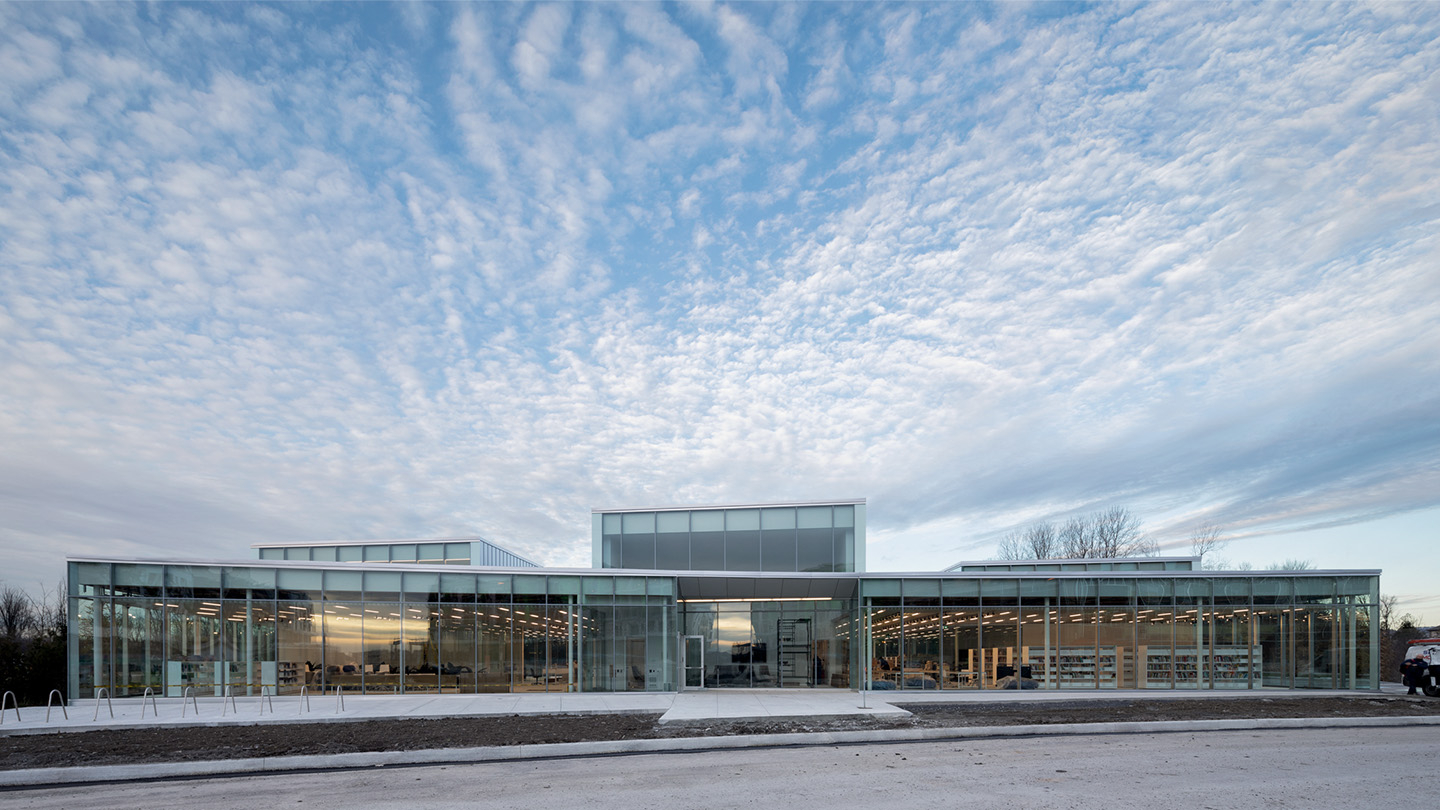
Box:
[6,714,1440,788]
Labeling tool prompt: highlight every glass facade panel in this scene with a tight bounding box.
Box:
[690,510,725,570]
[402,601,438,693]
[760,508,797,572]
[724,509,761,571]
[654,512,689,570]
[65,560,1380,698]
[620,512,655,570]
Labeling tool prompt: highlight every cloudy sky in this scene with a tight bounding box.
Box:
[2,2,1437,620]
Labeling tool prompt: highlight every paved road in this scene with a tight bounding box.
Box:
[3,726,1418,809]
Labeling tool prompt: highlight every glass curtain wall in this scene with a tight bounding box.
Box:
[681,599,855,688]
[66,563,1380,698]
[854,575,1378,693]
[68,563,677,699]
[602,505,857,573]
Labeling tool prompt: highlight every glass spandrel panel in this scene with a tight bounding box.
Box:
[167,565,221,594]
[1137,578,1172,605]
[942,579,980,603]
[903,579,940,600]
[310,546,338,562]
[1059,579,1097,605]
[363,571,402,600]
[691,510,724,531]
[284,547,307,561]
[418,543,445,564]
[404,572,440,599]
[725,509,760,531]
[276,568,323,600]
[833,505,854,527]
[760,508,796,530]
[982,579,1018,602]
[1252,577,1292,604]
[656,512,689,533]
[603,514,621,533]
[1099,578,1134,605]
[223,567,276,591]
[622,512,656,533]
[1175,578,1211,604]
[1294,577,1335,603]
[338,546,363,563]
[363,545,388,562]
[391,544,418,563]
[325,570,363,601]
[1018,579,1056,599]
[548,577,580,596]
[862,579,900,599]
[439,573,477,601]
[796,506,832,528]
[443,542,470,563]
[115,564,164,591]
[514,575,547,596]
[615,577,646,596]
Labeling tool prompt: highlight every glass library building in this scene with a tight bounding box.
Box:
[67,499,1381,700]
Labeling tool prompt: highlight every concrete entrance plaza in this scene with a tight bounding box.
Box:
[0,684,1412,734]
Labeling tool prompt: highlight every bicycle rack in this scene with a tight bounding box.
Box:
[298,684,311,714]
[221,684,238,716]
[1,691,20,724]
[46,690,67,722]
[259,684,275,715]
[140,687,160,719]
[181,686,199,717]
[92,687,113,721]
[333,684,345,713]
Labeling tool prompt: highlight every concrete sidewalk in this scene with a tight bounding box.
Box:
[0,683,1414,736]
[5,712,1440,789]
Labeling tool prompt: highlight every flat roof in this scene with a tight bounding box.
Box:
[593,498,866,513]
[68,555,1380,579]
[250,536,492,549]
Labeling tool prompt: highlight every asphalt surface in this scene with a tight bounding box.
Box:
[1,725,1423,809]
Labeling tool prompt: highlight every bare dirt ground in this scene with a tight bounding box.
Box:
[3,695,1437,771]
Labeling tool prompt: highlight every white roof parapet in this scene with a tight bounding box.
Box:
[593,498,866,513]
[944,555,1201,571]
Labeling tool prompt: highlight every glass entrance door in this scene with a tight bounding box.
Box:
[682,635,705,689]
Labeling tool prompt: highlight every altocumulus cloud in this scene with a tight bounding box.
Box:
[0,3,1437,610]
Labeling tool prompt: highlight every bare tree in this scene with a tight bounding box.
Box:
[1189,522,1228,569]
[997,508,1156,560]
[1269,558,1314,570]
[1088,507,1153,557]
[997,522,1059,560]
[36,579,66,640]
[1057,516,1092,557]
[0,585,34,642]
